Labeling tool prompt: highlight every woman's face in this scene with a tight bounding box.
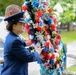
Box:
[13,22,25,35]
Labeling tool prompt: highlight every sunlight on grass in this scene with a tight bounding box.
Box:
[67,66,76,71]
[60,31,76,43]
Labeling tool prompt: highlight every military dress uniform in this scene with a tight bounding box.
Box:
[1,12,40,75]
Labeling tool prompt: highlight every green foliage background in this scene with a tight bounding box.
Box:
[0,0,75,24]
[0,0,24,16]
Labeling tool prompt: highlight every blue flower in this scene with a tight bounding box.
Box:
[32,1,39,7]
[43,47,49,52]
[39,21,43,26]
[48,18,54,24]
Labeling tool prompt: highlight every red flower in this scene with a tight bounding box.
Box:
[42,52,47,56]
[25,24,29,30]
[36,18,40,23]
[36,10,42,17]
[56,30,58,33]
[27,30,30,34]
[37,26,42,32]
[45,42,49,47]
[48,8,52,13]
[44,26,48,31]
[50,16,55,19]
[46,54,51,59]
[55,39,60,45]
[51,53,55,59]
[50,24,56,30]
[22,6,28,11]
[57,35,61,40]
[54,19,57,24]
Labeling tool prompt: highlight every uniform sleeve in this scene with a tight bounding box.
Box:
[11,39,39,63]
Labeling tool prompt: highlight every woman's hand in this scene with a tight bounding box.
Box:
[25,40,32,46]
[35,46,44,54]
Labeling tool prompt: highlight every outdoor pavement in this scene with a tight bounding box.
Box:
[28,62,40,75]
[0,41,76,75]
[66,41,76,68]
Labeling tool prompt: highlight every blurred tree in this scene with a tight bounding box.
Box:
[49,0,75,22]
[0,0,75,30]
[59,0,75,24]
[0,0,24,16]
[49,0,75,31]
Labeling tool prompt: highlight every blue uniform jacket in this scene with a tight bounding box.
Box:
[1,32,40,75]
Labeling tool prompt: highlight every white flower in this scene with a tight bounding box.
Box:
[35,32,44,45]
[29,35,34,39]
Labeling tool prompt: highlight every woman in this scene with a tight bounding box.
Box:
[1,11,43,75]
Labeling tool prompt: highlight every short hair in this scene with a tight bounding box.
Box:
[5,4,21,17]
[6,21,18,32]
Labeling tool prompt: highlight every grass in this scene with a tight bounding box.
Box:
[60,31,76,43]
[67,66,76,71]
